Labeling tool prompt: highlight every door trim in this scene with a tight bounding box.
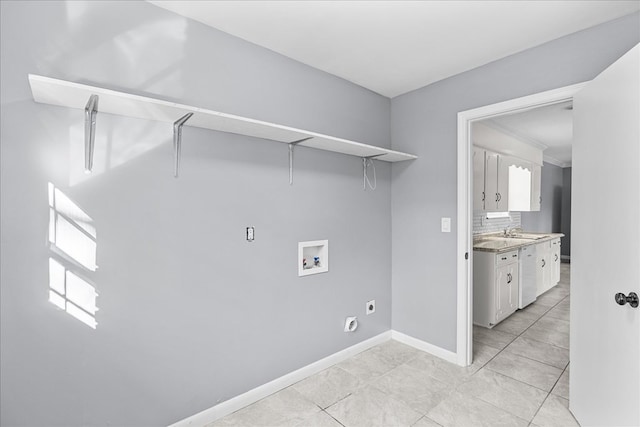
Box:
[456,82,588,366]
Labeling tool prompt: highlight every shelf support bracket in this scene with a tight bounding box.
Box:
[173,112,193,178]
[362,154,384,190]
[288,137,313,185]
[84,94,99,173]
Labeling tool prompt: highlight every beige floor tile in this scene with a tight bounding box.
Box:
[473,325,517,350]
[373,340,423,366]
[292,365,363,409]
[326,386,422,427]
[427,391,529,427]
[493,311,540,335]
[287,410,343,427]
[405,351,478,387]
[535,317,570,335]
[551,367,570,400]
[470,341,501,369]
[337,346,399,382]
[522,323,570,349]
[518,303,551,318]
[485,352,563,392]
[535,293,564,308]
[545,305,570,321]
[504,336,569,369]
[412,416,442,426]
[531,395,579,427]
[456,369,547,421]
[211,387,319,426]
[371,363,453,414]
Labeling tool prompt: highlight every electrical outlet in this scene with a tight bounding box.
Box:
[246,226,254,242]
[366,299,376,315]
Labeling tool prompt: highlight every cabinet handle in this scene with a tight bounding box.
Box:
[507,273,512,283]
[496,193,499,202]
[555,254,558,261]
[482,191,485,202]
[497,193,502,201]
[512,254,517,258]
[542,259,546,268]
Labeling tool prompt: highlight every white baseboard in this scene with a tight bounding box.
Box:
[391,330,459,365]
[170,331,392,427]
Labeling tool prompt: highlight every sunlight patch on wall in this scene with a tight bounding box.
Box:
[48,183,97,271]
[48,183,98,329]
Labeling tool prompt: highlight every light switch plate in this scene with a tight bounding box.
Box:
[441,217,451,233]
[246,226,254,241]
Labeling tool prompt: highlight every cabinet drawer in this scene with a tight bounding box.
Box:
[496,251,518,266]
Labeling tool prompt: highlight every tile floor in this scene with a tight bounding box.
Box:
[211,263,577,427]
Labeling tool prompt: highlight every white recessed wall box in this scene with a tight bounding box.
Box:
[298,240,329,277]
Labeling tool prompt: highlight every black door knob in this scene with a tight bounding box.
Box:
[615,292,639,308]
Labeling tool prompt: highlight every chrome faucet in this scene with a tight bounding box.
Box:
[503,226,522,237]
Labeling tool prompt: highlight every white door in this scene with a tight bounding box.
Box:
[571,44,639,426]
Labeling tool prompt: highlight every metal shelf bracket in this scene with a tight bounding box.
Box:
[173,112,193,178]
[84,94,99,173]
[288,137,313,185]
[362,154,383,190]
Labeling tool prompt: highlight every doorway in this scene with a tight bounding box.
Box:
[455,82,587,367]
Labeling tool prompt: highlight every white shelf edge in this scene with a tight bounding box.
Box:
[28,74,417,163]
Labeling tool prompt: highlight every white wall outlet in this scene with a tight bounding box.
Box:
[366,300,376,315]
[441,217,451,233]
[246,227,254,241]
[344,316,358,332]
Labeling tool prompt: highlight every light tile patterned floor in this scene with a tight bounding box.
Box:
[211,263,577,427]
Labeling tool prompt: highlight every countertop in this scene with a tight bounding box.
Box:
[473,232,564,253]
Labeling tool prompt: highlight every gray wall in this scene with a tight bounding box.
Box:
[561,167,572,257]
[0,2,393,426]
[391,13,640,351]
[521,162,564,233]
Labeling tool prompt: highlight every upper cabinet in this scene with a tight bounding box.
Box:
[473,146,542,212]
[472,121,544,212]
[530,164,542,211]
[484,151,510,212]
[473,147,486,210]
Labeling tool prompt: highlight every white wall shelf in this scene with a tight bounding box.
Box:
[28,75,418,169]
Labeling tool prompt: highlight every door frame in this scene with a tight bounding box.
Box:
[456,82,588,366]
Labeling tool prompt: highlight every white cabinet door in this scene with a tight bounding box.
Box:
[530,164,541,211]
[485,151,499,211]
[535,242,549,297]
[484,151,509,211]
[571,44,640,426]
[551,239,561,285]
[496,262,518,322]
[495,264,509,321]
[473,147,486,210]
[496,155,510,211]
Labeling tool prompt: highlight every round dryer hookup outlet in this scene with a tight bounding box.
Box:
[344,316,358,332]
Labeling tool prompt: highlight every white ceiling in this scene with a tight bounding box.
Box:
[149,1,639,98]
[486,101,574,166]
